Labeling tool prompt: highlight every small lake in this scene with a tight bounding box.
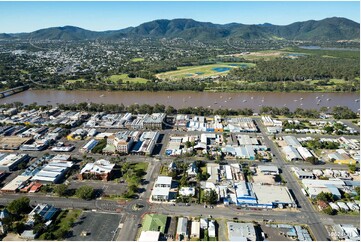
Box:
[212,67,231,72]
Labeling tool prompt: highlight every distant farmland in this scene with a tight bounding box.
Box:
[156,62,255,81]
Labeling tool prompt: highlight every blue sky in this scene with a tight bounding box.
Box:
[0,1,359,33]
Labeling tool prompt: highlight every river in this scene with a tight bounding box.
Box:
[0,90,359,112]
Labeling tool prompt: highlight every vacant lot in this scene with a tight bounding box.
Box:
[69,212,122,241]
[156,62,255,80]
[260,224,291,241]
[0,136,31,150]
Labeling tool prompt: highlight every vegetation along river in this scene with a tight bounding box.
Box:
[0,90,359,112]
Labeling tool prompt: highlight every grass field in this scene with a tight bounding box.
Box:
[131,58,145,62]
[156,62,255,80]
[65,78,86,84]
[107,74,148,83]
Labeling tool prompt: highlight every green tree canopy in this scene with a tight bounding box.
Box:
[203,189,218,205]
[6,197,30,215]
[75,186,94,200]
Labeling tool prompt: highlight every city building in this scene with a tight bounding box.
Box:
[78,159,115,181]
[227,222,257,241]
[151,176,172,202]
[0,153,29,171]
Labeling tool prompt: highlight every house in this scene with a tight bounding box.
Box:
[227,222,257,241]
[26,204,59,226]
[151,176,172,202]
[191,221,200,239]
[78,159,115,181]
[186,162,198,176]
[200,218,208,229]
[168,161,177,172]
[176,217,189,240]
[208,220,216,238]
[0,209,9,220]
[179,187,196,197]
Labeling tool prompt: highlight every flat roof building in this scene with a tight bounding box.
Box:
[0,153,29,172]
[227,222,257,241]
[282,146,302,161]
[252,184,296,208]
[258,165,279,175]
[79,159,115,181]
[138,231,160,241]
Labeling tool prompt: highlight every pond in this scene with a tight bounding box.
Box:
[212,67,231,72]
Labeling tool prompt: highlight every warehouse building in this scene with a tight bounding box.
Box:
[282,146,302,161]
[0,153,30,172]
[227,222,257,241]
[283,136,302,148]
[252,184,296,208]
[296,147,314,160]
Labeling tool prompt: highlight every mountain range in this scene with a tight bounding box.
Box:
[1,17,359,41]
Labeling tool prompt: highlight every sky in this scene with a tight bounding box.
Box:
[0,1,359,33]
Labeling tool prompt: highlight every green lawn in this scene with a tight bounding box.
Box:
[130,162,149,172]
[131,58,145,62]
[38,209,82,240]
[156,62,255,81]
[106,74,148,84]
[65,78,86,84]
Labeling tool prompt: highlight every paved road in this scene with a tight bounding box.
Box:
[254,118,331,241]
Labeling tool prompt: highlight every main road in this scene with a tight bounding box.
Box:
[254,118,332,241]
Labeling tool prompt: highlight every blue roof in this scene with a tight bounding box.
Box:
[36,204,59,221]
[326,185,341,197]
[344,180,360,187]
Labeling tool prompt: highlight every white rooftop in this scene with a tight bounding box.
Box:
[155,176,172,186]
[138,231,160,241]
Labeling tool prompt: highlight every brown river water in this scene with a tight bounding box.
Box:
[0,90,359,112]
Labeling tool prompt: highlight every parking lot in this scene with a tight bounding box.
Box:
[68,211,122,241]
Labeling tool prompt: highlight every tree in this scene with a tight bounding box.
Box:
[316,192,334,203]
[203,189,218,205]
[348,164,357,174]
[323,206,336,215]
[54,184,68,197]
[7,197,30,215]
[306,156,319,165]
[76,186,94,200]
